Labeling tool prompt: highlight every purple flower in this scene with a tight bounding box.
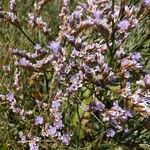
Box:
[144,0,150,5]
[95,101,105,111]
[68,84,78,92]
[106,128,115,137]
[35,116,44,125]
[47,41,61,53]
[47,126,57,137]
[92,101,105,111]
[34,43,41,50]
[29,142,39,150]
[60,134,70,145]
[18,58,30,67]
[93,10,102,20]
[6,92,14,102]
[124,128,129,133]
[131,52,141,62]
[71,48,80,58]
[54,120,64,129]
[118,19,130,30]
[52,100,61,109]
[144,74,150,86]
[72,10,81,19]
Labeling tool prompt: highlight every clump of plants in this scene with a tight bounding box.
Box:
[0,0,150,149]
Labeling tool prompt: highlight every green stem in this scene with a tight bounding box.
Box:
[108,0,116,66]
[110,0,115,58]
[76,100,81,150]
[11,22,35,45]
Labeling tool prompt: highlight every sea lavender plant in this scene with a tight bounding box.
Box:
[0,0,150,149]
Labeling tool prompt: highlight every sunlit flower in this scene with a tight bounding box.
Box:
[47,126,57,137]
[106,128,115,137]
[34,43,41,50]
[60,134,71,145]
[29,142,39,150]
[118,19,130,30]
[144,0,150,5]
[144,74,150,86]
[47,41,61,53]
[35,116,44,125]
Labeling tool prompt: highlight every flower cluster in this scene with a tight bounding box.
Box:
[0,92,33,120]
[28,13,49,34]
[41,91,71,145]
[0,0,17,22]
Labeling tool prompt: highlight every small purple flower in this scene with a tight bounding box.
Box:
[106,128,115,137]
[35,116,44,125]
[18,58,30,67]
[92,101,105,111]
[29,142,39,150]
[47,126,57,137]
[60,134,70,145]
[6,92,14,102]
[131,52,141,62]
[54,120,64,129]
[118,19,130,30]
[96,101,105,111]
[34,43,41,50]
[144,0,150,5]
[71,48,80,58]
[47,41,61,53]
[93,10,102,20]
[72,10,81,19]
[144,74,150,86]
[68,84,78,92]
[52,100,61,109]
[124,128,129,133]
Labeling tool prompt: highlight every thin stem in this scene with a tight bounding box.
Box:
[76,100,81,150]
[108,0,118,66]
[111,0,115,56]
[44,72,50,97]
[11,22,35,45]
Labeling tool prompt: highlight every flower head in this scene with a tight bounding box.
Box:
[144,0,150,5]
[35,116,44,125]
[6,92,15,102]
[34,43,41,50]
[29,142,39,150]
[47,126,57,137]
[131,52,141,62]
[60,134,71,145]
[118,19,130,30]
[93,10,102,20]
[106,128,115,137]
[144,74,150,86]
[47,41,61,53]
[18,58,30,67]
